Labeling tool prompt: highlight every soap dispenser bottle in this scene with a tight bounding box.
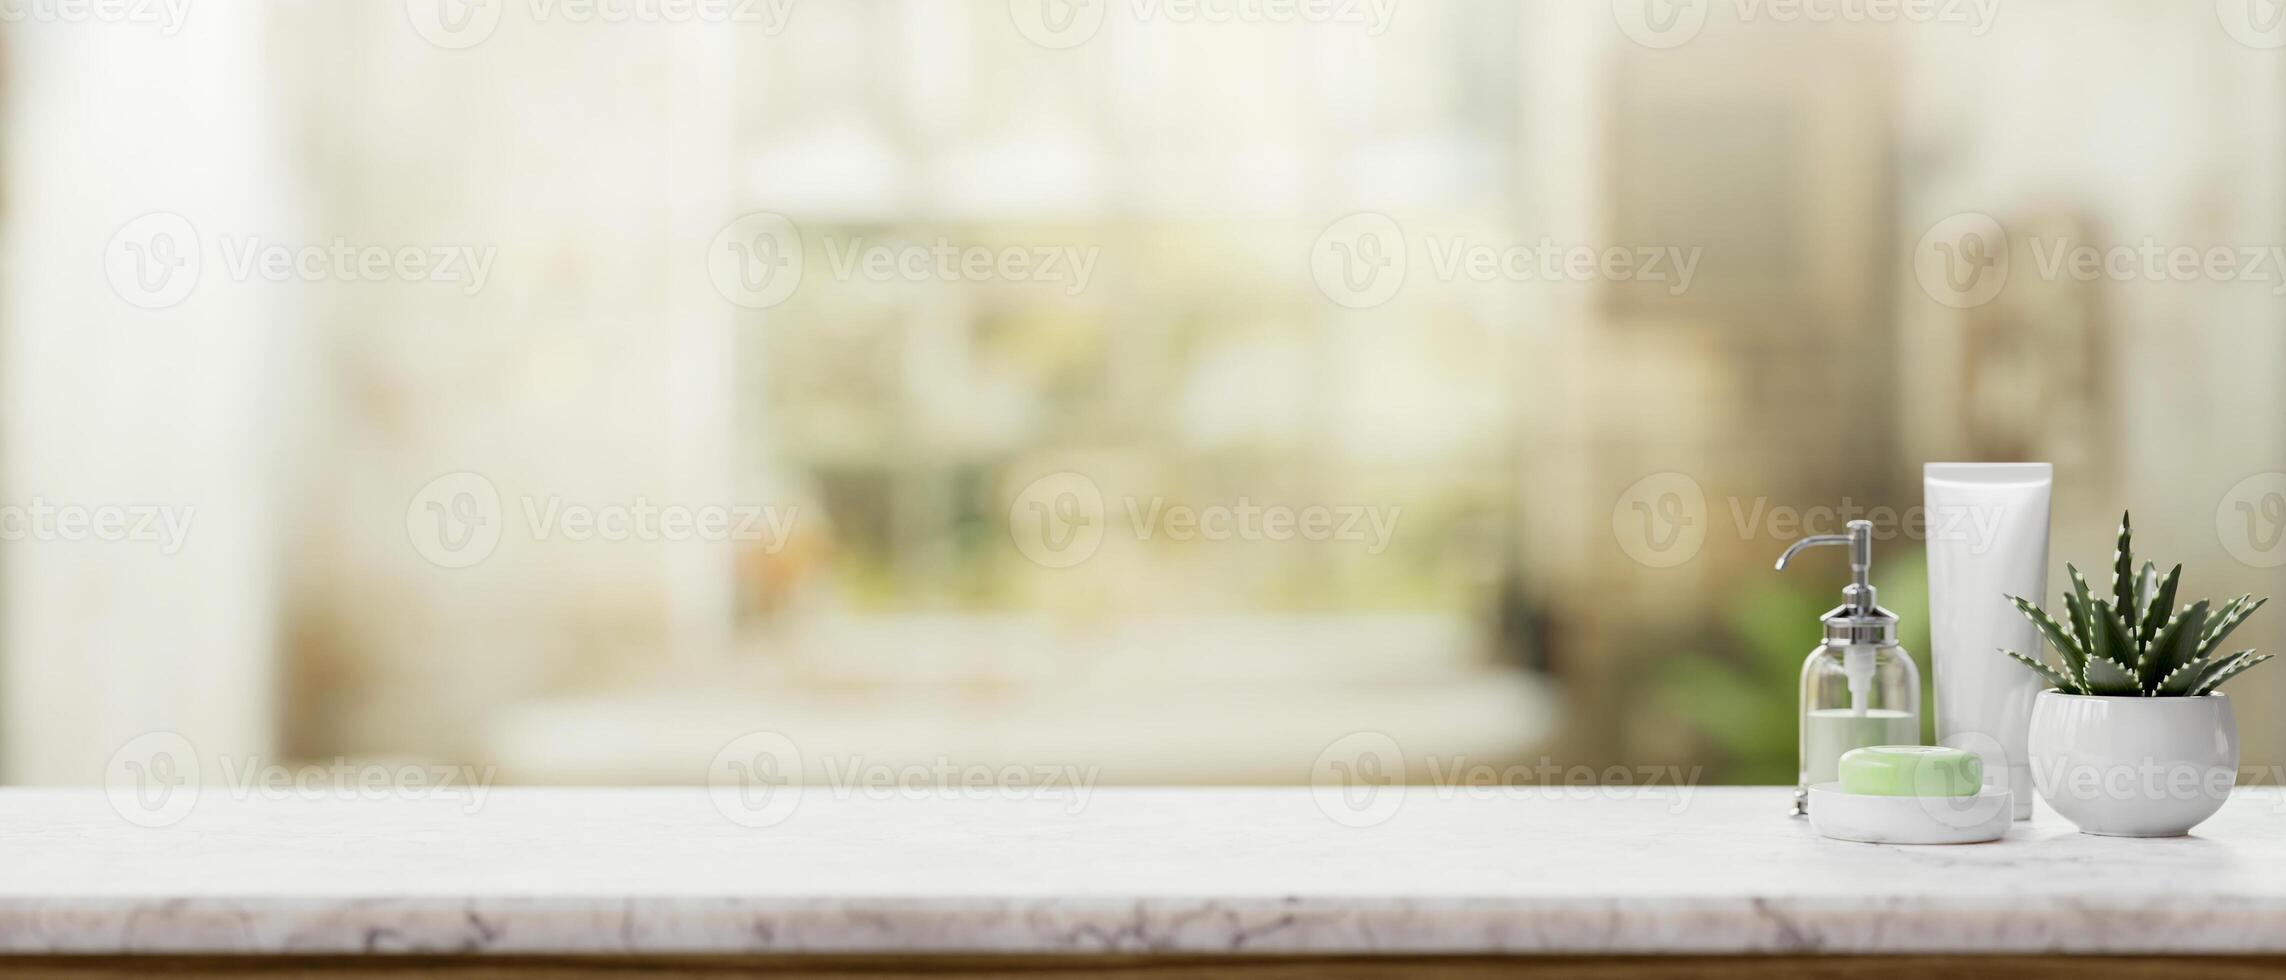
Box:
[1776,519,1921,816]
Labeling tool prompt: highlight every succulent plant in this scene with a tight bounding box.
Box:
[2002,512,2271,697]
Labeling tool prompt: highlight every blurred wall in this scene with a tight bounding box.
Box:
[2,6,293,781]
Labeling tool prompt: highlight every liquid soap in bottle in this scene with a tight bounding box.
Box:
[1776,519,1921,816]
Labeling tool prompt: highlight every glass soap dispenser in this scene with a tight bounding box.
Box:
[1775,519,1921,816]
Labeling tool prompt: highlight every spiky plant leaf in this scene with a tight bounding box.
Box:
[2081,648,2142,695]
[2193,649,2260,692]
[2193,652,2275,696]
[2111,513,2137,636]
[2136,563,2181,654]
[2139,599,2207,692]
[2067,563,2099,653]
[2009,595,2083,661]
[2080,601,2143,695]
[2004,649,2079,694]
[2155,655,2210,696]
[2059,591,2093,687]
[1993,510,2268,697]
[2196,595,2268,663]
[2202,596,2245,651]
[2091,599,2135,669]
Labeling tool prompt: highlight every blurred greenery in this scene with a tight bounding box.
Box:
[1653,549,1935,784]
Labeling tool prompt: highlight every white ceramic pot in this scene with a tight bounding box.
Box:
[2026,690,2237,837]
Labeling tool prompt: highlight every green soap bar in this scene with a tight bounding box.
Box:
[1837,745,1982,797]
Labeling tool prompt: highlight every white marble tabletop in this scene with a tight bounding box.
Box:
[5,786,2286,956]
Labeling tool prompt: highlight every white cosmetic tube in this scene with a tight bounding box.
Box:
[1924,462,2052,819]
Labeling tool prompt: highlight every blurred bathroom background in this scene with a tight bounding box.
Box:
[3,0,2283,787]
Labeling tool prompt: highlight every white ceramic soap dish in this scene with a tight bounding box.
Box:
[1807,782,2012,844]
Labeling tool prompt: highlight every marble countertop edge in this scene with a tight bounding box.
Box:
[8,895,2286,956]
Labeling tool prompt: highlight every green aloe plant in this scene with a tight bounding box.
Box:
[2003,512,2271,697]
